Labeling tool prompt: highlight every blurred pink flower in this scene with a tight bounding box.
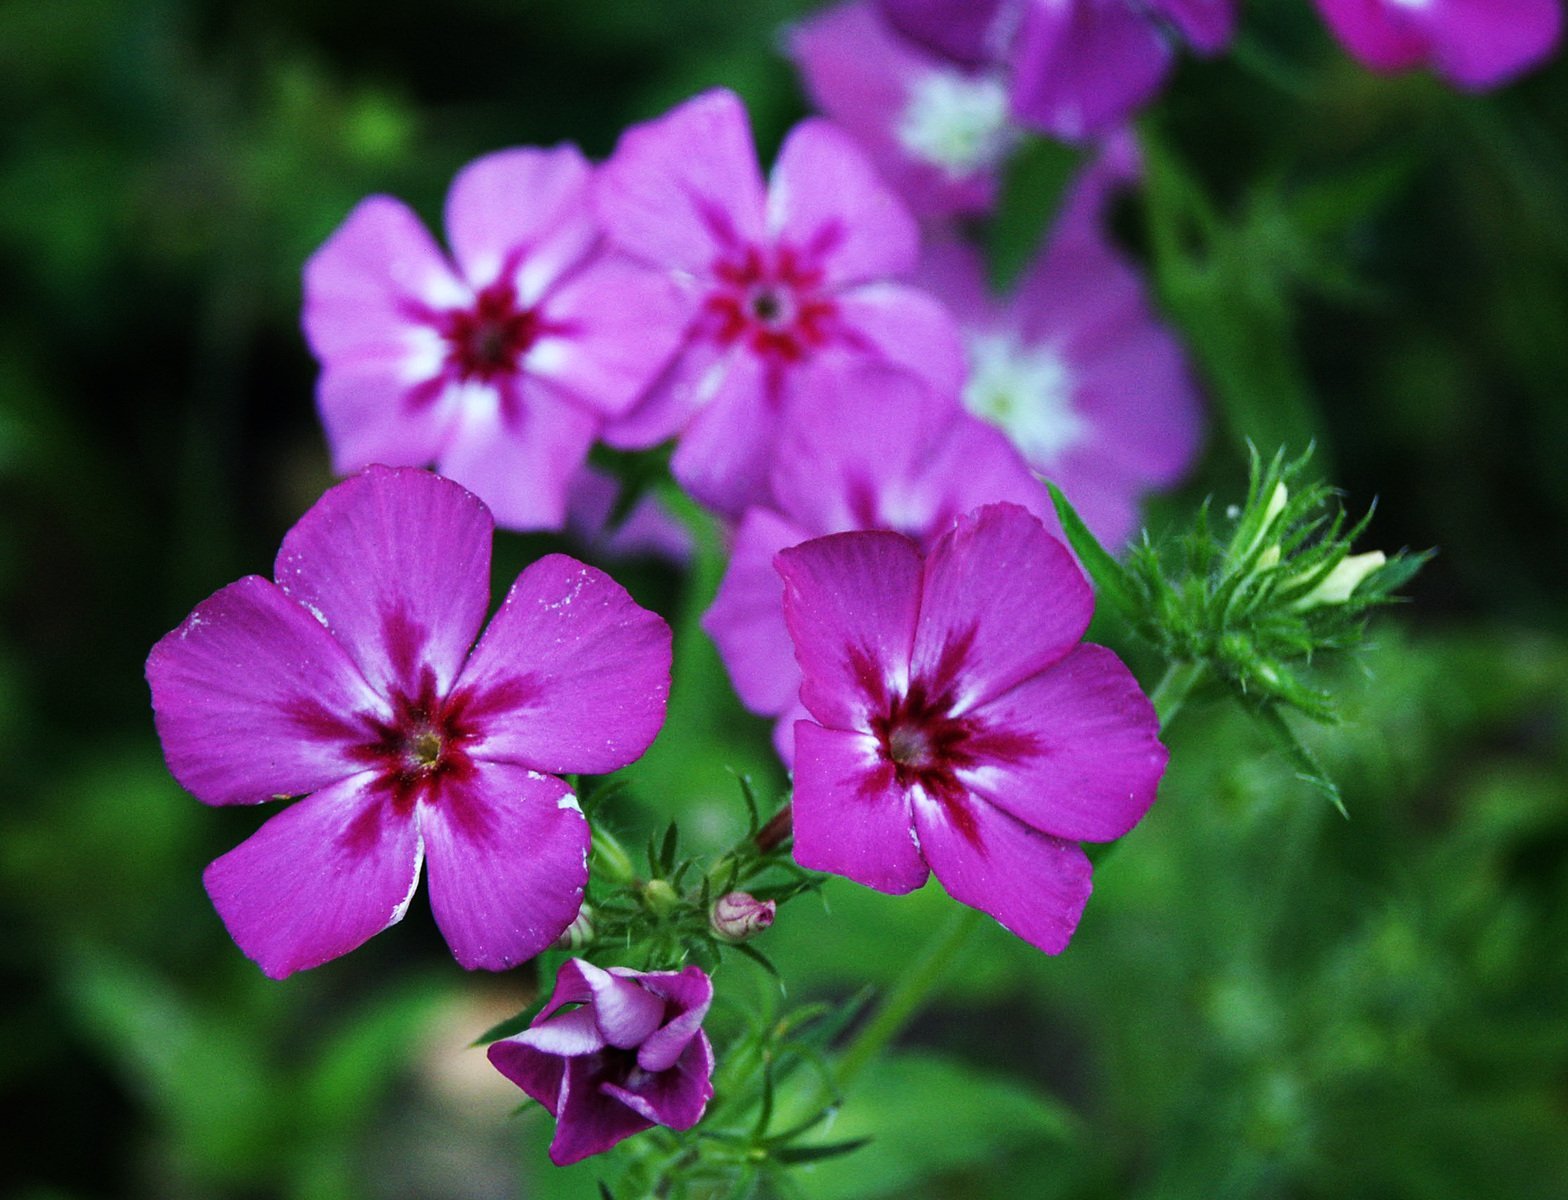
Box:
[488,960,714,1164]
[1313,0,1562,90]
[595,88,964,515]
[303,147,686,530]
[917,140,1203,549]
[788,2,1017,219]
[146,467,672,977]
[778,504,1167,953]
[880,0,1236,140]
[701,364,1049,763]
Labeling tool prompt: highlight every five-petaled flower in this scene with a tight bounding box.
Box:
[146,466,672,978]
[594,87,964,515]
[778,503,1167,953]
[303,147,686,531]
[488,959,715,1165]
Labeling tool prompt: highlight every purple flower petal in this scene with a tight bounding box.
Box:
[702,508,808,718]
[443,146,597,291]
[913,790,1092,954]
[766,118,920,288]
[605,1035,715,1130]
[511,1005,606,1058]
[1010,0,1174,140]
[1152,0,1237,55]
[314,357,457,475]
[487,1036,569,1109]
[574,962,667,1049]
[770,364,1048,546]
[777,530,925,732]
[961,644,1165,841]
[793,720,930,893]
[433,382,601,532]
[596,88,767,274]
[549,1056,655,1165]
[457,554,672,775]
[303,195,465,361]
[420,760,589,970]
[876,0,1011,65]
[913,504,1092,711]
[147,575,385,807]
[202,774,423,978]
[600,336,726,451]
[273,467,493,700]
[636,966,714,1072]
[667,351,780,516]
[528,259,689,417]
[829,283,967,398]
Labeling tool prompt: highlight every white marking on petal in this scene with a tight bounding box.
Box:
[302,601,331,630]
[400,326,448,384]
[896,70,1015,180]
[557,792,582,813]
[963,332,1087,468]
[388,834,425,927]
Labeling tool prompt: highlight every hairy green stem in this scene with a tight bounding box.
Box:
[1150,660,1206,729]
[831,906,984,1095]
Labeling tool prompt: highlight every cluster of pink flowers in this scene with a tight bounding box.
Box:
[144,1,1561,1171]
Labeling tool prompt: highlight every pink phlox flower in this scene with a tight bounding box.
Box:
[777,503,1167,953]
[146,466,672,978]
[594,88,965,515]
[1312,0,1562,90]
[488,959,715,1165]
[788,2,1019,220]
[877,0,1236,141]
[915,135,1202,550]
[701,363,1051,764]
[303,147,687,531]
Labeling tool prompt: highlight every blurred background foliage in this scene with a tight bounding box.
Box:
[2,0,1565,1197]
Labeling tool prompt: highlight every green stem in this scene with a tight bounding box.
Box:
[592,825,639,887]
[1150,660,1206,730]
[831,906,984,1095]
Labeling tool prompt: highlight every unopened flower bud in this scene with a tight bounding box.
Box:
[1292,551,1387,610]
[554,904,594,952]
[709,891,776,943]
[642,878,679,916]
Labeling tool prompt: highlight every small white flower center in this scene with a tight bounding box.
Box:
[962,332,1086,467]
[896,71,1014,179]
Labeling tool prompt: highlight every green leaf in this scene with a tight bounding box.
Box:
[774,1137,875,1165]
[1047,482,1140,620]
[1254,704,1347,817]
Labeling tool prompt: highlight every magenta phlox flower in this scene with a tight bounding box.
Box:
[304,147,687,531]
[915,139,1202,549]
[488,959,715,1165]
[1313,0,1562,90]
[877,1,1235,140]
[777,504,1167,953]
[594,88,965,515]
[146,467,672,978]
[789,2,1018,219]
[702,364,1050,763]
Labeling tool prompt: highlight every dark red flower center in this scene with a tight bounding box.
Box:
[705,243,838,363]
[352,667,481,811]
[439,282,542,383]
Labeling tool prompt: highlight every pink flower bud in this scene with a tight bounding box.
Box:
[709,891,776,943]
